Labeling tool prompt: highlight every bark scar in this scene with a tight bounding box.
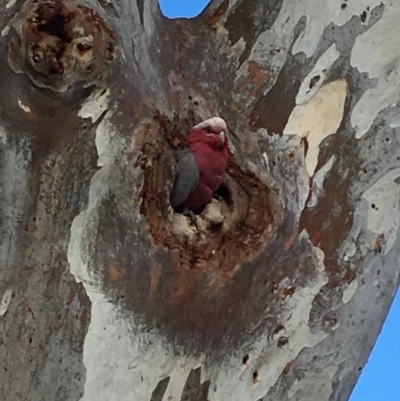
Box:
[7,0,120,92]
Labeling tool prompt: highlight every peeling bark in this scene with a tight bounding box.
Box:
[0,1,399,401]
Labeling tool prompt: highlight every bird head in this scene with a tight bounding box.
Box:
[189,117,228,149]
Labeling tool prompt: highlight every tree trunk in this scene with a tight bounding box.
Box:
[1,0,399,400]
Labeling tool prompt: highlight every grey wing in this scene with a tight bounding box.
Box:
[170,149,199,208]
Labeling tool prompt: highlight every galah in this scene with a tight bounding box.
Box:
[170,117,230,225]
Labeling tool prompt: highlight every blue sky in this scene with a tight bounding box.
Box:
[158,1,400,400]
[158,0,210,18]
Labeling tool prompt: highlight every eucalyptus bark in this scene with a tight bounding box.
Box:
[0,1,399,401]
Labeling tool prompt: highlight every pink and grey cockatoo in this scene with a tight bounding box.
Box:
[170,117,230,225]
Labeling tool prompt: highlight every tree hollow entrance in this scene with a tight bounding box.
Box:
[137,115,283,273]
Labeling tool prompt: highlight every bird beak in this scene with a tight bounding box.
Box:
[219,131,226,143]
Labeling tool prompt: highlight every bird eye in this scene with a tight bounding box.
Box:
[205,126,213,133]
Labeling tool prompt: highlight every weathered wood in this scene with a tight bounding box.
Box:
[0,1,399,400]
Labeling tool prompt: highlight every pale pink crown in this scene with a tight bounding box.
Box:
[193,117,227,133]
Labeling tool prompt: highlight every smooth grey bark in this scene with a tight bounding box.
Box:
[0,1,399,401]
